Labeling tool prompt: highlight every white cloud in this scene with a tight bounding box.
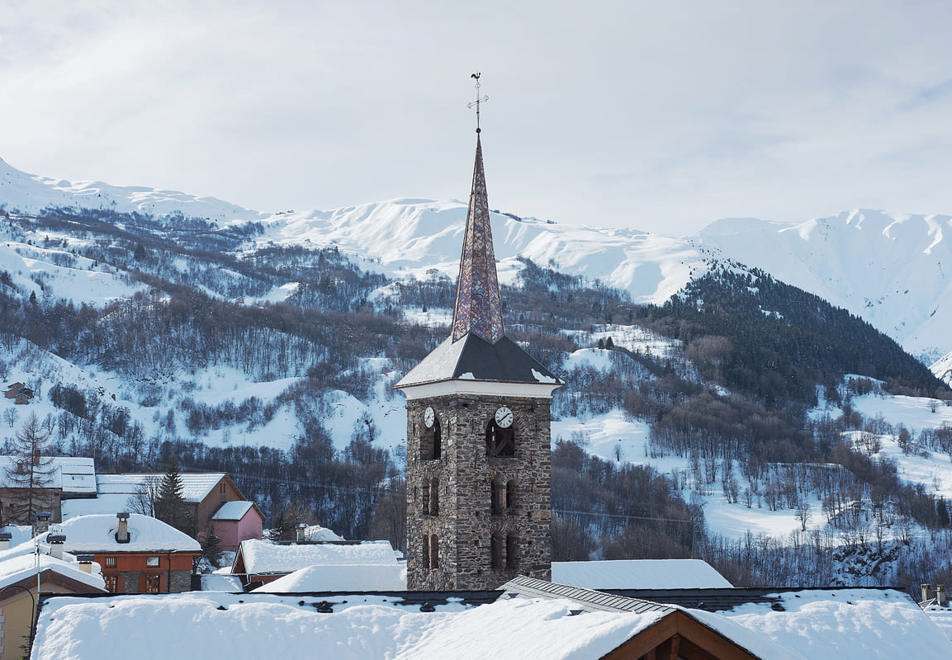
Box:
[2,1,952,234]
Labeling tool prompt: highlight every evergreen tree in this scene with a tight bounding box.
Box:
[4,413,56,524]
[155,457,192,535]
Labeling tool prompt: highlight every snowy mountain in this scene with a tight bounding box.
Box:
[0,156,262,223]
[2,156,950,365]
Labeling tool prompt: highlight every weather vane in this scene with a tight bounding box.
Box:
[468,72,489,133]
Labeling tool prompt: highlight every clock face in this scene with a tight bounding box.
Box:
[494,406,513,428]
[424,406,435,429]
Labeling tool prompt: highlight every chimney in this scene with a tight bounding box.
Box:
[116,512,130,543]
[938,585,946,608]
[922,584,933,603]
[48,534,66,560]
[76,554,95,573]
[296,523,308,544]
[34,511,52,535]
[0,532,11,551]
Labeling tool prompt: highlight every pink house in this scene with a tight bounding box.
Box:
[210,501,264,553]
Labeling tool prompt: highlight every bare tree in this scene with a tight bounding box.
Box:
[4,413,56,524]
[127,475,161,516]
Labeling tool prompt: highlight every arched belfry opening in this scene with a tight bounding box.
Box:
[394,75,562,591]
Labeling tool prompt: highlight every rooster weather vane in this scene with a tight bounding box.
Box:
[468,72,489,133]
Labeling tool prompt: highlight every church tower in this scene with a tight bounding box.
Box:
[395,106,561,591]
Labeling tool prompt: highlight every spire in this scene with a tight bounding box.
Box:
[451,135,504,343]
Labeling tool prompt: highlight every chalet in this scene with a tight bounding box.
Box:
[0,534,106,660]
[63,472,259,548]
[0,456,96,525]
[49,513,201,593]
[231,538,400,589]
[2,383,33,404]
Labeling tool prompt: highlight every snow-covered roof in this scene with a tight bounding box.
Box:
[696,588,951,659]
[0,552,106,593]
[50,514,201,553]
[551,559,733,590]
[301,524,344,543]
[395,333,561,388]
[30,592,665,660]
[235,539,396,576]
[29,583,952,659]
[96,473,228,502]
[252,563,406,592]
[211,501,256,521]
[0,456,96,495]
[61,494,139,520]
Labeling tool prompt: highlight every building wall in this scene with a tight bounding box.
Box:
[195,478,244,539]
[406,394,552,590]
[95,552,198,594]
[0,488,62,525]
[0,580,90,660]
[214,510,263,553]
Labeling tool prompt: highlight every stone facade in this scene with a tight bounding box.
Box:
[406,393,552,590]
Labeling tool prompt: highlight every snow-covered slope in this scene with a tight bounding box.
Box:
[3,156,951,358]
[253,199,706,305]
[932,351,952,386]
[699,211,952,361]
[0,156,261,222]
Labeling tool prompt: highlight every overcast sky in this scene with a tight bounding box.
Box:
[2,1,952,234]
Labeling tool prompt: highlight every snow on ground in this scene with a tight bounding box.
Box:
[848,392,952,433]
[201,573,243,591]
[30,593,666,660]
[247,281,300,305]
[562,347,615,372]
[844,429,952,499]
[552,410,820,541]
[0,239,143,305]
[400,306,452,329]
[933,351,952,386]
[587,324,681,359]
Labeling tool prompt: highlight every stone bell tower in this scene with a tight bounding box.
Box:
[395,106,561,591]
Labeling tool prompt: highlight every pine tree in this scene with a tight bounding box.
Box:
[4,413,56,524]
[155,457,191,535]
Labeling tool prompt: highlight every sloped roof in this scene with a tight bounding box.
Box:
[551,559,732,590]
[0,551,106,593]
[0,456,96,495]
[501,575,675,615]
[252,563,406,592]
[96,473,227,503]
[51,513,201,553]
[396,333,560,388]
[211,501,256,521]
[234,539,396,576]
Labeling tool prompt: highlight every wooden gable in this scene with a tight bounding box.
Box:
[601,610,759,660]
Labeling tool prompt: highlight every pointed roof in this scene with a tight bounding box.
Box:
[451,136,504,344]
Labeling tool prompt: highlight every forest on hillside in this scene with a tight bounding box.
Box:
[1,207,952,594]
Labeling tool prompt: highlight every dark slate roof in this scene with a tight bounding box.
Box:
[500,575,674,615]
[602,587,909,612]
[395,333,561,388]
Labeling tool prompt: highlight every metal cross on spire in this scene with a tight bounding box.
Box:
[468,72,489,133]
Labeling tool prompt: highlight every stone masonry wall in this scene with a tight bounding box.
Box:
[406,394,551,590]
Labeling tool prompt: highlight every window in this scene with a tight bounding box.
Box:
[421,417,442,460]
[421,480,429,515]
[485,420,515,457]
[104,557,116,568]
[143,574,161,594]
[491,479,505,515]
[104,574,121,593]
[422,535,430,569]
[428,478,439,516]
[506,535,519,570]
[429,534,439,570]
[506,480,517,513]
[146,556,160,567]
[491,533,504,569]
